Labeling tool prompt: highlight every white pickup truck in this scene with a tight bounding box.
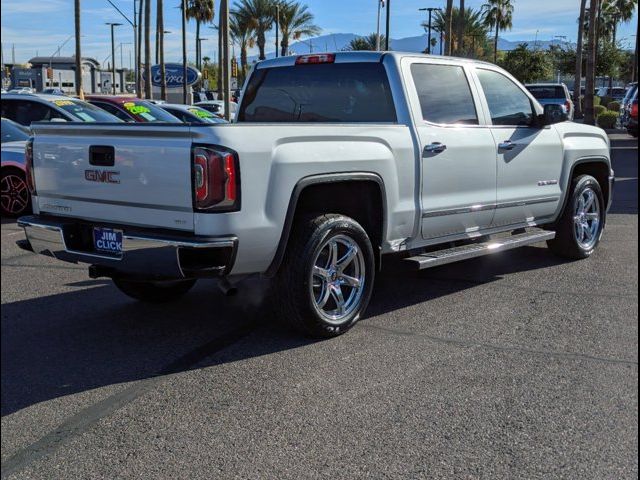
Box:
[18,52,614,337]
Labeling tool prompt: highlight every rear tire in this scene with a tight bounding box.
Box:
[274,214,375,338]
[113,278,197,303]
[547,175,605,259]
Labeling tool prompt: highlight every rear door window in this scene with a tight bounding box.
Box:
[410,63,478,125]
[239,62,396,123]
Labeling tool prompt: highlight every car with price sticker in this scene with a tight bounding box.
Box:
[158,104,228,124]
[17,52,614,337]
[1,93,121,126]
[85,96,180,123]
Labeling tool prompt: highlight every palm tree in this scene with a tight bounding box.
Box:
[186,0,215,70]
[482,0,514,63]
[432,7,488,57]
[585,0,601,125]
[157,0,167,100]
[276,1,320,57]
[444,0,453,55]
[456,0,465,55]
[230,9,255,76]
[74,0,83,97]
[137,0,144,95]
[144,0,152,98]
[574,0,588,119]
[346,33,386,51]
[235,0,275,60]
[604,0,637,45]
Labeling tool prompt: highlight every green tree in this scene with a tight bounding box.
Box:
[235,0,275,60]
[482,0,514,63]
[277,1,320,57]
[499,43,553,83]
[186,0,215,70]
[432,7,490,58]
[230,8,255,79]
[346,33,386,51]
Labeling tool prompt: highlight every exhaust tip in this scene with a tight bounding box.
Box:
[218,278,238,297]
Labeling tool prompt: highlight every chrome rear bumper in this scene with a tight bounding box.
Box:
[18,215,237,280]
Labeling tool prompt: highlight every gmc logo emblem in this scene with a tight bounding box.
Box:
[85,169,120,184]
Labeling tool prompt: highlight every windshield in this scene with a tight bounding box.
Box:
[527,86,566,99]
[1,118,29,142]
[121,100,180,122]
[186,107,225,123]
[50,99,122,122]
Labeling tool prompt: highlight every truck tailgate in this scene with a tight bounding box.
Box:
[32,124,196,231]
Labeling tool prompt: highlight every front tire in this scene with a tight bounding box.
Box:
[547,175,605,259]
[275,214,375,338]
[113,278,197,303]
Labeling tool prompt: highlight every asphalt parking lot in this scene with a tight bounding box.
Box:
[1,133,638,479]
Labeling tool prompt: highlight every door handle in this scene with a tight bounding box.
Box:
[424,142,447,154]
[498,140,517,151]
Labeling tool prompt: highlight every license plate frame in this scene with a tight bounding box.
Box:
[93,227,123,256]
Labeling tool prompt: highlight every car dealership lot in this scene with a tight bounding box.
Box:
[1,134,637,479]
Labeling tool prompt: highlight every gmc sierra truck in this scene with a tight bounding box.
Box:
[17,52,614,337]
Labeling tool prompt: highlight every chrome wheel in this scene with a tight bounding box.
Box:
[1,173,29,216]
[310,234,366,324]
[573,187,601,250]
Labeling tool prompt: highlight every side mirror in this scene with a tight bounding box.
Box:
[542,104,568,125]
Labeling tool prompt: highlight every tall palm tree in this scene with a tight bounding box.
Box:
[444,0,454,55]
[230,9,255,76]
[574,0,588,119]
[604,0,637,45]
[186,0,215,70]
[74,0,83,97]
[276,1,320,57]
[432,7,488,57]
[585,0,600,125]
[144,0,152,98]
[137,0,143,95]
[157,0,167,100]
[456,0,465,55]
[235,0,275,60]
[482,0,514,63]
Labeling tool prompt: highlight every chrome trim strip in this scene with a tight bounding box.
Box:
[40,194,193,213]
[421,196,560,219]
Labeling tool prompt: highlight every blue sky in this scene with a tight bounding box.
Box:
[1,0,637,65]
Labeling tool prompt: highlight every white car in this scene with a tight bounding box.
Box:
[18,52,613,337]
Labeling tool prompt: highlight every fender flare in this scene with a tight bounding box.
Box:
[264,172,387,278]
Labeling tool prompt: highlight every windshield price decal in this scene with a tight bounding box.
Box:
[52,100,75,107]
[188,108,214,118]
[123,102,151,115]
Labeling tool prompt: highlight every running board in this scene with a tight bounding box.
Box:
[404,230,556,270]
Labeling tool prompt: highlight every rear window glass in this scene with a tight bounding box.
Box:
[527,86,566,99]
[50,99,122,122]
[239,62,396,123]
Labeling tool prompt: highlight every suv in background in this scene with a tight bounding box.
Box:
[619,82,637,128]
[525,83,574,120]
[1,93,121,126]
[596,86,626,102]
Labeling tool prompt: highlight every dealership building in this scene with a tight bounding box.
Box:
[8,56,130,94]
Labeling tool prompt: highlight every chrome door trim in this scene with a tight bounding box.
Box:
[422,196,560,218]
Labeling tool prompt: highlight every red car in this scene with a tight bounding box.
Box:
[85,96,180,123]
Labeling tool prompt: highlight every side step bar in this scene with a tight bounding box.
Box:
[404,230,555,270]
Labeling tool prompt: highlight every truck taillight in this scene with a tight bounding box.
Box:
[25,138,36,195]
[295,53,335,65]
[192,146,239,211]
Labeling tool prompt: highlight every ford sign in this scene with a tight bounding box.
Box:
[146,64,201,88]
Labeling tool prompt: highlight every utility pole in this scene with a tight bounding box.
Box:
[106,23,122,95]
[376,1,385,51]
[106,0,136,94]
[419,7,441,55]
[384,0,391,50]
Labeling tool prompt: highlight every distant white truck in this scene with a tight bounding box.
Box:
[18,52,614,337]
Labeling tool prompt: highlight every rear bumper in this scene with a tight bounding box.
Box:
[17,215,237,280]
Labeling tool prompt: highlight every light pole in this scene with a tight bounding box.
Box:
[385,0,391,50]
[376,0,385,51]
[48,34,74,87]
[106,0,137,95]
[106,23,122,94]
[419,7,441,55]
[181,0,188,104]
[197,37,208,71]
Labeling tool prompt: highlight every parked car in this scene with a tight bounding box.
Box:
[525,83,574,120]
[626,92,638,138]
[1,119,30,216]
[194,100,238,119]
[1,93,121,126]
[86,96,180,122]
[18,52,613,338]
[619,82,637,128]
[159,104,228,124]
[8,87,35,94]
[41,88,66,95]
[596,86,626,102]
[1,117,29,143]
